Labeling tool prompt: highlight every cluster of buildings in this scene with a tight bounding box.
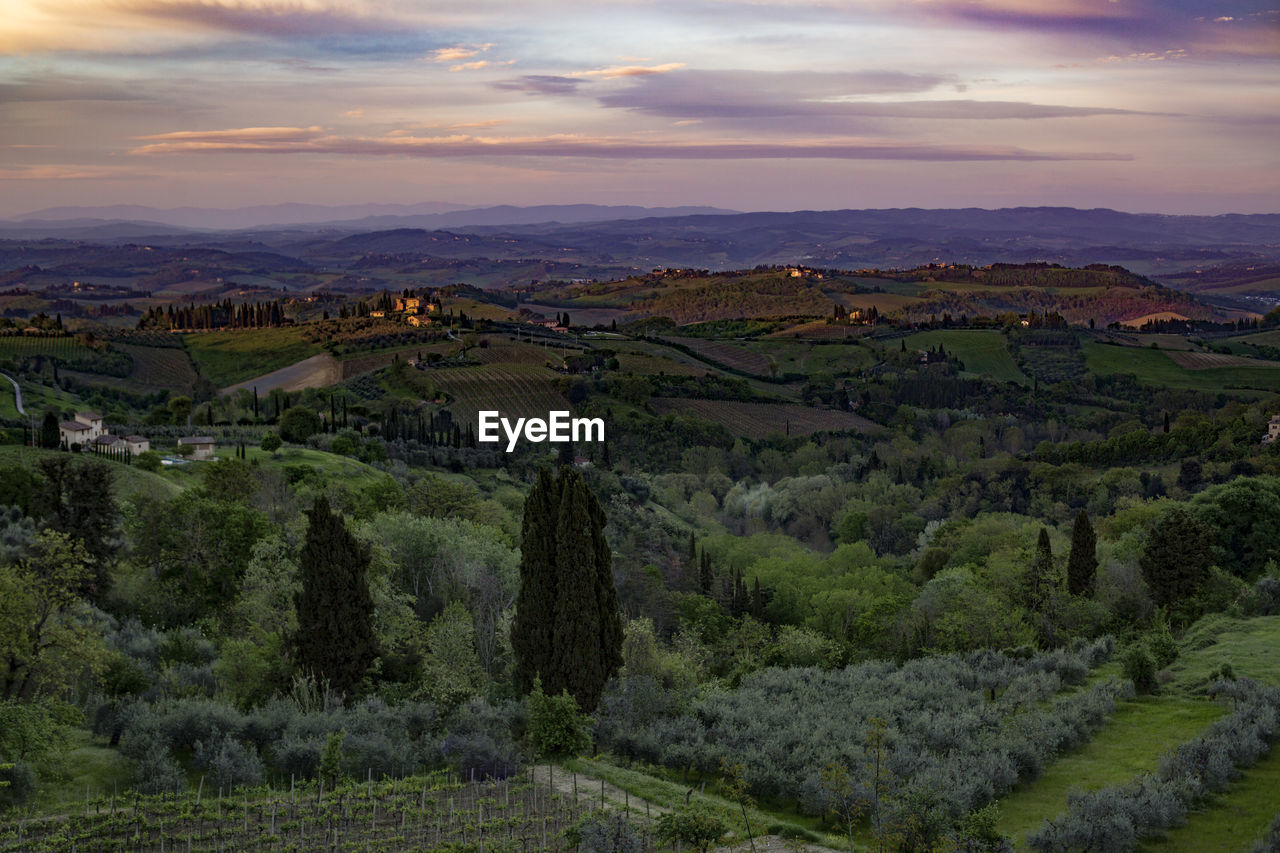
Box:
[58,412,150,456]
[57,411,216,459]
[369,292,443,327]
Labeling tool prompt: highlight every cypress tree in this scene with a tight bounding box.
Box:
[512,469,559,697]
[1067,510,1098,597]
[294,495,378,696]
[40,410,60,449]
[512,467,621,711]
[1028,527,1056,611]
[699,550,714,594]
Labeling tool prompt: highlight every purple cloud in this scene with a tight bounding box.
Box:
[493,75,584,95]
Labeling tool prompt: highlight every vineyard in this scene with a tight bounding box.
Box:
[430,364,570,431]
[115,344,199,392]
[661,337,772,376]
[649,398,880,439]
[0,335,101,362]
[2,771,591,853]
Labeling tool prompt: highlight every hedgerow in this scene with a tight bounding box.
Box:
[1028,678,1280,852]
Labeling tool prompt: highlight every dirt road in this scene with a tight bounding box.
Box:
[221,353,341,396]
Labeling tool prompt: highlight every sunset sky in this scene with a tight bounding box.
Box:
[1,0,1277,217]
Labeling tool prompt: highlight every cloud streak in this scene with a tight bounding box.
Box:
[130,128,1132,161]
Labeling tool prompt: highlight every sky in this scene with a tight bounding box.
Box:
[1,0,1277,217]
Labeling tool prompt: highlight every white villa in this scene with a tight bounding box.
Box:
[59,411,105,448]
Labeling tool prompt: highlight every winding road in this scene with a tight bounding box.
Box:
[0,372,23,416]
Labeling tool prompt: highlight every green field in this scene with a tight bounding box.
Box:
[0,445,182,502]
[904,329,1030,384]
[1001,615,1280,850]
[182,327,322,387]
[997,695,1225,848]
[1082,340,1280,393]
[0,335,99,362]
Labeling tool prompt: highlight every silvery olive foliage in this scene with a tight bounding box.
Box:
[1029,679,1280,852]
[596,638,1119,838]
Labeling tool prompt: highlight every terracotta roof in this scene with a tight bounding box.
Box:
[76,411,103,420]
[60,421,90,431]
[178,436,215,444]
[125,435,148,442]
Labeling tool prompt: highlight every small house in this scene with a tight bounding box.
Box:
[124,435,151,456]
[58,420,92,448]
[178,436,216,460]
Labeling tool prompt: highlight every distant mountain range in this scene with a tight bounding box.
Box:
[2,203,739,233]
[2,205,1278,297]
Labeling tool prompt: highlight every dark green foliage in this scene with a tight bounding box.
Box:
[1189,477,1280,578]
[35,455,118,594]
[0,465,40,516]
[260,432,282,452]
[512,467,622,711]
[527,678,591,758]
[294,496,378,697]
[1121,644,1157,694]
[39,411,59,449]
[656,804,728,853]
[1028,527,1057,611]
[1140,507,1215,614]
[1066,511,1097,597]
[278,406,321,443]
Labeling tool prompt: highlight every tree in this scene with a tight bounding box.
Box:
[1027,527,1057,611]
[294,496,378,696]
[0,530,106,700]
[39,411,60,450]
[168,396,193,426]
[260,432,282,453]
[1140,507,1215,613]
[279,406,321,444]
[512,467,622,711]
[420,601,485,711]
[527,677,591,758]
[35,456,118,596]
[1067,511,1098,597]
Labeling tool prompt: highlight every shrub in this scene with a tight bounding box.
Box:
[134,450,162,472]
[527,680,591,758]
[656,804,728,853]
[194,734,264,791]
[1121,645,1157,694]
[568,810,646,853]
[260,432,282,452]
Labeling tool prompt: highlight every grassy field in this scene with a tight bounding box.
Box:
[182,328,322,387]
[903,329,1030,384]
[996,696,1226,848]
[650,398,880,438]
[0,445,183,501]
[1082,340,1280,393]
[1140,745,1280,852]
[1001,615,1280,850]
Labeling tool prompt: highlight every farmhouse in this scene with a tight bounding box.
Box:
[59,411,106,447]
[1264,415,1280,444]
[178,436,216,460]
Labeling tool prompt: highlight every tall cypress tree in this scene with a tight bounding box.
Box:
[1028,527,1057,611]
[1067,510,1098,597]
[40,411,60,449]
[513,467,621,711]
[294,495,378,696]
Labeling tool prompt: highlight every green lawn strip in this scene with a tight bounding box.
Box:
[0,378,18,419]
[565,757,844,848]
[238,445,390,487]
[997,695,1226,850]
[25,728,133,817]
[183,328,322,387]
[903,330,1030,384]
[1138,744,1280,852]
